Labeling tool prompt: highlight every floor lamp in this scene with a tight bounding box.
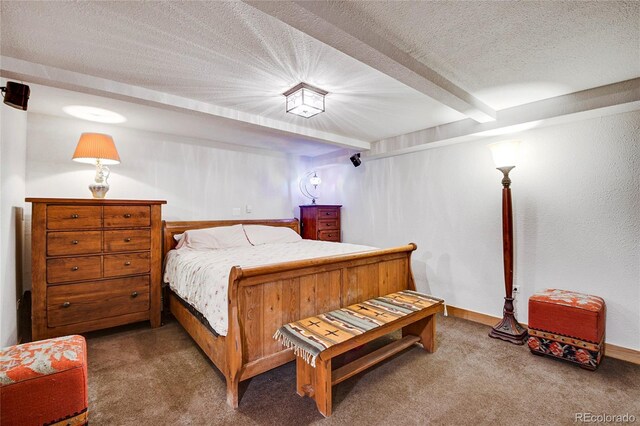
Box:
[488,140,528,345]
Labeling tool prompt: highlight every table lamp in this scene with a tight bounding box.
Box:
[72,133,120,198]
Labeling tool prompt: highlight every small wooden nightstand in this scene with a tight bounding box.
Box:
[299,205,342,242]
[27,198,166,340]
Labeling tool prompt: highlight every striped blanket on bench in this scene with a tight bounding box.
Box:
[273,290,443,367]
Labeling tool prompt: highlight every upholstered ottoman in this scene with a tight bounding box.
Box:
[527,289,605,370]
[1,335,88,425]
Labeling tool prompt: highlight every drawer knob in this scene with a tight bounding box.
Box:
[62,301,71,308]
[124,261,131,266]
[124,213,132,218]
[124,238,132,242]
[71,240,79,245]
[71,214,79,219]
[71,266,79,271]
[131,291,138,298]
[326,212,331,215]
[328,234,332,237]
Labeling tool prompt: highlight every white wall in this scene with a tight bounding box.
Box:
[0,102,28,347]
[26,113,301,220]
[316,111,640,350]
[23,113,305,292]
[18,110,640,351]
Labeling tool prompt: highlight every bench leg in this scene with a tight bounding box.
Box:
[402,314,437,353]
[314,358,332,417]
[296,357,314,397]
[296,357,333,417]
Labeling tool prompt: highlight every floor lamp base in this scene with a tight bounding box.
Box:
[489,308,528,345]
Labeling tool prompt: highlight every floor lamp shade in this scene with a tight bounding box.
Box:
[72,133,120,198]
[489,140,521,168]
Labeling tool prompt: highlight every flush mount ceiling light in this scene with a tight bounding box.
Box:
[63,105,126,123]
[283,83,328,118]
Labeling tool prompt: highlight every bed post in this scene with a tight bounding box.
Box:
[407,243,417,291]
[226,266,244,408]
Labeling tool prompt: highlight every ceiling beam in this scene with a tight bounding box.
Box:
[0,56,371,151]
[245,1,497,123]
[312,78,640,164]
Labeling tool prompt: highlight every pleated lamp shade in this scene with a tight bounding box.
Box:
[72,133,121,165]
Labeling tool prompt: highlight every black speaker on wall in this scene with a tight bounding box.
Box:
[1,81,30,111]
[350,153,361,167]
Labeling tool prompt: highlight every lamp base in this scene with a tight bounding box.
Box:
[89,161,110,198]
[89,182,109,199]
[489,298,528,345]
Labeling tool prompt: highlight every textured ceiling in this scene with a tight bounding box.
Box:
[347,1,640,110]
[25,84,342,157]
[0,1,465,142]
[1,1,638,152]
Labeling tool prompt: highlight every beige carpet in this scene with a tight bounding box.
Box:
[85,315,639,425]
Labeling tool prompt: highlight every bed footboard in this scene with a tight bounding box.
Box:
[224,244,417,407]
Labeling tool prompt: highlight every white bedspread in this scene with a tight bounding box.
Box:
[163,240,377,336]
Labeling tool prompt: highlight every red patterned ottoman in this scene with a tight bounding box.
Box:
[527,289,605,370]
[1,335,88,425]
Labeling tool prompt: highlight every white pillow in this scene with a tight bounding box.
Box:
[173,233,184,242]
[243,225,302,245]
[175,225,252,250]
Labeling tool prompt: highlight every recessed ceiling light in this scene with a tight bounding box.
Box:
[63,105,126,123]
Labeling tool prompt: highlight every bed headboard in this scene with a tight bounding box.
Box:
[162,218,300,259]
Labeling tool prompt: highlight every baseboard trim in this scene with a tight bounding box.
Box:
[446,305,640,365]
[446,305,499,328]
[604,343,640,365]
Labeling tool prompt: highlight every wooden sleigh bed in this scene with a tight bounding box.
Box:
[162,218,419,408]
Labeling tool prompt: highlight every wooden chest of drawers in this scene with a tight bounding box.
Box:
[27,198,166,340]
[299,205,342,242]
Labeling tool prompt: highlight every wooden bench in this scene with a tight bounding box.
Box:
[274,290,444,417]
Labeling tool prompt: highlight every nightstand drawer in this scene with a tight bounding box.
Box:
[47,276,150,327]
[318,219,339,230]
[47,205,102,230]
[47,256,102,284]
[47,231,102,256]
[104,205,150,228]
[104,252,150,277]
[318,230,340,242]
[103,229,151,252]
[318,208,338,218]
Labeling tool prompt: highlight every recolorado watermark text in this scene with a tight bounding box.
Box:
[575,413,636,423]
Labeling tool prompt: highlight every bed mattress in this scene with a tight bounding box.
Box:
[163,240,376,336]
